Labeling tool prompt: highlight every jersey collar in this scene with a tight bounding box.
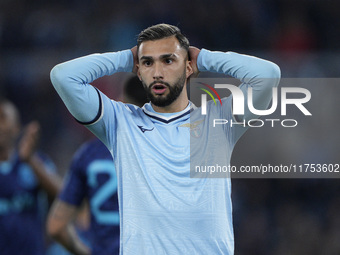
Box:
[142,102,194,124]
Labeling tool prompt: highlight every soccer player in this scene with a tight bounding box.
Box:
[50,24,280,254]
[46,75,147,255]
[0,99,61,255]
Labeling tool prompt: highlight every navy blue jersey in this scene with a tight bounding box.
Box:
[59,138,119,255]
[0,152,55,255]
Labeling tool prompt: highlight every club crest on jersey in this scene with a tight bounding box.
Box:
[179,120,203,138]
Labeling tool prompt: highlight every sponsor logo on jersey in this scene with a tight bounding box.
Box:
[137,125,154,133]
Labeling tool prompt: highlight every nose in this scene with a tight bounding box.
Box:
[153,62,164,80]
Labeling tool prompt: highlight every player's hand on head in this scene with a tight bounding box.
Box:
[189,46,200,78]
[131,46,138,74]
[19,121,40,162]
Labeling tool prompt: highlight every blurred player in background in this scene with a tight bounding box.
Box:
[50,24,280,254]
[0,98,61,255]
[47,75,147,255]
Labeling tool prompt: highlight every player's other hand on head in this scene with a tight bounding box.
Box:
[19,121,40,162]
[189,46,200,78]
[131,46,138,74]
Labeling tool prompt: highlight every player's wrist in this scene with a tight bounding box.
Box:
[18,151,34,163]
[196,48,210,72]
[73,240,91,255]
[115,49,135,73]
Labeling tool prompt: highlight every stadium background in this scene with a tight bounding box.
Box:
[0,0,339,254]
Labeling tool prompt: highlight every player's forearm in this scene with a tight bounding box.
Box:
[51,50,134,85]
[197,49,281,81]
[53,225,91,255]
[198,49,281,120]
[50,50,133,123]
[47,200,91,255]
[26,155,62,198]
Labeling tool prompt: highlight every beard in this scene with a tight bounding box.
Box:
[142,70,187,107]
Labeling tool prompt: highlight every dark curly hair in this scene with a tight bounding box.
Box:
[137,24,190,58]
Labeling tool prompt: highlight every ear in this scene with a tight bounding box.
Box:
[136,63,142,81]
[186,60,193,79]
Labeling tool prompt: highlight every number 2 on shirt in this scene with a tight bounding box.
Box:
[87,160,119,225]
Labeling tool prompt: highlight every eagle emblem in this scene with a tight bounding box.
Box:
[179,120,204,138]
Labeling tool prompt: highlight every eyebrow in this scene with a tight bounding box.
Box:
[140,53,178,61]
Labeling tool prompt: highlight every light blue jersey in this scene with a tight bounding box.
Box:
[51,48,280,254]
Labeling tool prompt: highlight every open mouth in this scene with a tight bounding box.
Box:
[151,84,167,94]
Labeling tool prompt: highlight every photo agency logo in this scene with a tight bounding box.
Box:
[198,82,223,114]
[193,78,312,128]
